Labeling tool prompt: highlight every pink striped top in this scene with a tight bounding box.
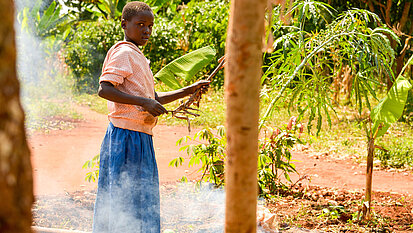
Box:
[99,41,157,135]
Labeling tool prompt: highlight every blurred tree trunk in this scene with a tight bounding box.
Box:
[224,0,265,232]
[0,0,34,232]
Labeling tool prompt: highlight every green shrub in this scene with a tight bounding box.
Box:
[83,154,100,182]
[170,126,226,186]
[258,117,303,198]
[376,146,413,169]
[143,15,184,75]
[63,18,123,93]
[63,0,230,92]
[178,0,229,87]
[145,0,230,87]
[169,117,303,198]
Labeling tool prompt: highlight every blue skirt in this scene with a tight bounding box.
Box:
[93,122,160,233]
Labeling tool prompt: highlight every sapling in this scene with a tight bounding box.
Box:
[360,55,413,220]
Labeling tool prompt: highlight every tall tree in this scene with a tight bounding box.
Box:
[224,0,266,232]
[0,0,34,232]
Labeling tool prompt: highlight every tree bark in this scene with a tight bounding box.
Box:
[0,0,34,232]
[384,0,392,26]
[362,136,375,220]
[399,2,411,32]
[224,0,265,232]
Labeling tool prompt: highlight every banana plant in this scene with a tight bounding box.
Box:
[154,45,216,90]
[360,54,413,220]
[19,0,69,38]
[95,0,127,19]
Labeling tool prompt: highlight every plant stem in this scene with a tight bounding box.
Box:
[363,136,375,220]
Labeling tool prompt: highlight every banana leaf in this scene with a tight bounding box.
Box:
[154,46,216,90]
[371,55,413,138]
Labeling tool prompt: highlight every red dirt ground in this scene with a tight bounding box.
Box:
[28,105,413,196]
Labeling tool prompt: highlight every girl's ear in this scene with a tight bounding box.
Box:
[121,19,127,29]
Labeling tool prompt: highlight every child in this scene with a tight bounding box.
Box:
[92,2,209,232]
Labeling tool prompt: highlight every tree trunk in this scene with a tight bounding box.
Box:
[224,0,265,232]
[362,136,375,220]
[0,0,34,232]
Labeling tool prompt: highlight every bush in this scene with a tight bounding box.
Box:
[178,0,229,87]
[143,0,230,88]
[169,117,303,198]
[258,117,303,198]
[63,0,230,93]
[143,15,185,75]
[63,18,123,93]
[376,146,413,169]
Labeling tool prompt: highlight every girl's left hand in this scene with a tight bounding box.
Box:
[188,80,210,95]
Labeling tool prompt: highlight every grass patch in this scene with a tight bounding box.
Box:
[74,86,413,170]
[74,93,109,115]
[23,97,82,132]
[159,89,225,128]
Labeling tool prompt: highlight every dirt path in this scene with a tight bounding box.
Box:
[29,105,200,195]
[28,105,413,196]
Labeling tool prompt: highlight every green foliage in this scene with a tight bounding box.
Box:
[258,118,303,198]
[63,18,123,93]
[170,117,303,198]
[178,0,229,87]
[144,0,229,87]
[318,205,346,221]
[74,93,109,115]
[142,14,183,74]
[60,0,126,21]
[401,89,413,125]
[19,0,69,38]
[376,147,413,169]
[371,76,412,137]
[83,154,100,182]
[170,126,226,186]
[261,1,398,135]
[371,55,413,137]
[154,46,216,89]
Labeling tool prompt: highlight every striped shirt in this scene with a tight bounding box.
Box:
[100,41,157,135]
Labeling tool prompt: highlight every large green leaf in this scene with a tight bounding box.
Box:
[154,46,216,90]
[371,55,413,137]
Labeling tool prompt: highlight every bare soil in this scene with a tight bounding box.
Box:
[29,105,413,232]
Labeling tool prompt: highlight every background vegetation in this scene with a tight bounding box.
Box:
[17,0,413,230]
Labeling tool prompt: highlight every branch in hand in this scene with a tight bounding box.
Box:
[168,56,226,132]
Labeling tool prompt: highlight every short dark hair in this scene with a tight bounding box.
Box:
[122,1,153,21]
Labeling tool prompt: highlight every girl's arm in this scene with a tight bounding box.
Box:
[155,80,210,105]
[98,81,168,117]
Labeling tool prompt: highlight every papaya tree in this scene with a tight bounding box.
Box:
[361,55,413,220]
[260,2,398,133]
[260,0,412,221]
[0,0,34,232]
[322,0,413,87]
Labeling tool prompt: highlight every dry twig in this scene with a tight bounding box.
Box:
[168,56,226,132]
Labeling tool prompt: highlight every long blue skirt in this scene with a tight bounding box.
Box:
[92,122,160,233]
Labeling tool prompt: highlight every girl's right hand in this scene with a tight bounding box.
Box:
[142,98,168,117]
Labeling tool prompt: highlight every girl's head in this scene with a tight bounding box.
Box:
[121,1,154,46]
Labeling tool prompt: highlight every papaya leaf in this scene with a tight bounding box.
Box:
[154,46,216,90]
[371,55,413,137]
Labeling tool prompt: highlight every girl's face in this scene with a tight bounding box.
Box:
[122,11,154,47]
